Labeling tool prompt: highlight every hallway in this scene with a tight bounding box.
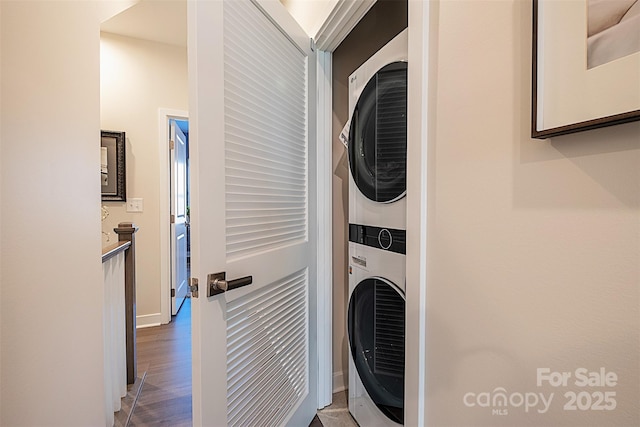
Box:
[129,299,192,426]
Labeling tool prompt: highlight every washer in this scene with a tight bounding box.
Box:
[348,226,406,426]
[348,28,408,232]
[347,28,408,427]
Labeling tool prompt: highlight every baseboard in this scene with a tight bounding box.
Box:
[333,371,347,393]
[136,313,162,329]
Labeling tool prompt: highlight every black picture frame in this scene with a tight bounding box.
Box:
[531,0,640,139]
[101,130,126,201]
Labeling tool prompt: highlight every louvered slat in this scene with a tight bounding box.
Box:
[226,269,308,427]
[375,68,407,200]
[374,280,406,378]
[224,0,308,260]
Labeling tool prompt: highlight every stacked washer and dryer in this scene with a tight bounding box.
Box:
[347,29,408,427]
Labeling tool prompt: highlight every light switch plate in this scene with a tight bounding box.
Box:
[126,198,144,213]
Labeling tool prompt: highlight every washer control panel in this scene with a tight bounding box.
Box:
[348,223,406,254]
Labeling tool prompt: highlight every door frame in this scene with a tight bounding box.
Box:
[158,108,189,325]
[313,0,432,418]
[314,49,333,409]
[312,0,378,408]
[404,1,434,424]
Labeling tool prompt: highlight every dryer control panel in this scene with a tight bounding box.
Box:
[349,223,406,255]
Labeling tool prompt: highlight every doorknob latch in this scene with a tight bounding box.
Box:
[207,272,253,297]
[189,278,199,298]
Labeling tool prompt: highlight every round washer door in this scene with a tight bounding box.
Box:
[348,277,405,424]
[349,62,407,203]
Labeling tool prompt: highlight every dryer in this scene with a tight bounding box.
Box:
[347,28,408,427]
[348,28,408,232]
[348,226,405,426]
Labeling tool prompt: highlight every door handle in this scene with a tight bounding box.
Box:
[207,271,253,297]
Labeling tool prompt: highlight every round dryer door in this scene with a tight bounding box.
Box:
[348,277,405,424]
[349,62,407,203]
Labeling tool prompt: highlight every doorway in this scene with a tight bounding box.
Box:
[99,2,193,423]
[159,109,191,323]
[170,118,190,315]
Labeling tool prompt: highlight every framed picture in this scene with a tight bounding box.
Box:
[101,130,126,201]
[532,0,640,139]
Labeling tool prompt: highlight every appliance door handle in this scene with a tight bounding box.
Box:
[207,271,253,297]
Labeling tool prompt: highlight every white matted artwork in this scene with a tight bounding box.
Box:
[587,0,640,69]
[532,0,640,138]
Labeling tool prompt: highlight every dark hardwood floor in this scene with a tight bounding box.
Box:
[129,298,192,426]
[126,297,325,426]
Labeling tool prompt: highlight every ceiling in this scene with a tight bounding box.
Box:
[101,0,187,47]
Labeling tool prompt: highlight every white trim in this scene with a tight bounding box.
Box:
[332,371,347,393]
[136,312,163,329]
[405,1,435,425]
[158,108,189,326]
[312,0,378,411]
[313,0,376,52]
[316,49,333,410]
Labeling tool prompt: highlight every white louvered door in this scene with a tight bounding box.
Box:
[188,1,318,426]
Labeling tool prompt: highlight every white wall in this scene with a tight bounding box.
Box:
[0,1,133,424]
[100,32,188,327]
[0,3,3,422]
[424,0,640,425]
